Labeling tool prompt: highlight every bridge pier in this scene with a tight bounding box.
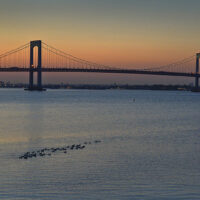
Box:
[192,53,200,92]
[25,40,45,91]
[37,41,42,89]
[195,53,199,89]
[29,66,34,89]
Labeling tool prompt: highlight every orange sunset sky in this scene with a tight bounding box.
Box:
[0,0,200,84]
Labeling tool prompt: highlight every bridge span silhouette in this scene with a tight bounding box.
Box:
[0,40,199,91]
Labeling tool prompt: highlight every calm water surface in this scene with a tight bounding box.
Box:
[0,89,200,200]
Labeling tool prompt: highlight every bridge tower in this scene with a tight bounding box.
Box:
[195,53,200,91]
[26,40,45,91]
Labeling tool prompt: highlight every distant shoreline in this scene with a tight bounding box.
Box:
[0,83,194,91]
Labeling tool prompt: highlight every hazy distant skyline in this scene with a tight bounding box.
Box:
[0,0,199,84]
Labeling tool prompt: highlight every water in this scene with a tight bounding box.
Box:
[0,89,200,200]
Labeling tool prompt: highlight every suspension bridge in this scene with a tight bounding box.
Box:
[0,40,199,91]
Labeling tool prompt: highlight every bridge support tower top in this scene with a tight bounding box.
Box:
[26,40,45,91]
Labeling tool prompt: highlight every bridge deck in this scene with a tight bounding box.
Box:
[0,67,199,77]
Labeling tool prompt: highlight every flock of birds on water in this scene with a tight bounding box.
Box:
[19,140,101,160]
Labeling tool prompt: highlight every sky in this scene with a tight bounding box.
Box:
[0,0,200,84]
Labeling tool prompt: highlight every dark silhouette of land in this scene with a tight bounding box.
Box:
[0,81,194,91]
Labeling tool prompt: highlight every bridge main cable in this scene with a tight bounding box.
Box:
[0,43,30,58]
[42,42,120,70]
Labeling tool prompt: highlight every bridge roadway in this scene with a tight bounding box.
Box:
[0,67,199,78]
